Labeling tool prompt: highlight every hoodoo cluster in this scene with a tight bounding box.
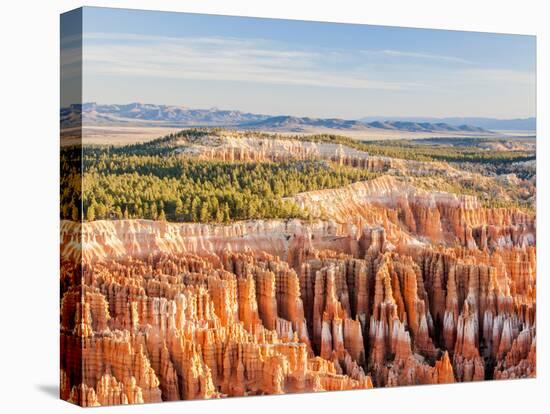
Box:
[60,178,536,406]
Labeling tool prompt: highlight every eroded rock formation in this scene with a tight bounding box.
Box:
[61,179,535,406]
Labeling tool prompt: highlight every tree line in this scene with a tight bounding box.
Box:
[69,150,379,222]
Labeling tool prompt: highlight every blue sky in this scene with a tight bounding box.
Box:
[64,7,536,118]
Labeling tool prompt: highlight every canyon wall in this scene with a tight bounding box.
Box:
[290,176,535,250]
[174,134,390,171]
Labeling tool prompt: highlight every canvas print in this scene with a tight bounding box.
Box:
[60,7,536,407]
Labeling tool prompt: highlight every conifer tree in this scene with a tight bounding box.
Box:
[158,209,167,221]
[86,205,95,222]
[199,203,210,222]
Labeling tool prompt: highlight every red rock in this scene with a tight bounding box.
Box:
[60,175,536,404]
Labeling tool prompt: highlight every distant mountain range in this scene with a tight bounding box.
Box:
[67,102,268,127]
[60,102,534,135]
[241,116,489,134]
[241,116,366,131]
[359,116,535,131]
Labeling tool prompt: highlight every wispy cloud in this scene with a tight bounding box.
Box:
[374,49,473,64]
[76,32,534,119]
[81,32,422,91]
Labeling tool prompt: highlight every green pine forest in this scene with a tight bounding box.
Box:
[60,129,535,223]
[61,149,379,223]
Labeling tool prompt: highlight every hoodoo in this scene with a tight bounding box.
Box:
[61,174,536,405]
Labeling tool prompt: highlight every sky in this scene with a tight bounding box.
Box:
[62,7,536,119]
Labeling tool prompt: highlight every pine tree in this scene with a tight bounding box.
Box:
[199,203,210,222]
[158,209,167,221]
[215,207,224,223]
[191,197,201,221]
[95,203,107,219]
[150,202,158,220]
[222,203,231,222]
[175,198,184,216]
[86,204,95,221]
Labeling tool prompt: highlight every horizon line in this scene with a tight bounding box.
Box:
[72,101,536,121]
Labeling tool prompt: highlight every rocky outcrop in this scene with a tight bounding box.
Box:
[173,133,394,172]
[290,176,535,249]
[61,176,535,406]
[62,219,346,263]
[61,250,375,406]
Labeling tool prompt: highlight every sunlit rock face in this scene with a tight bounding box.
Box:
[60,179,535,406]
[290,176,535,250]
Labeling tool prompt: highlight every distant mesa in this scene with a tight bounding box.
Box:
[359,116,535,131]
[363,120,487,133]
[240,115,368,131]
[239,116,490,133]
